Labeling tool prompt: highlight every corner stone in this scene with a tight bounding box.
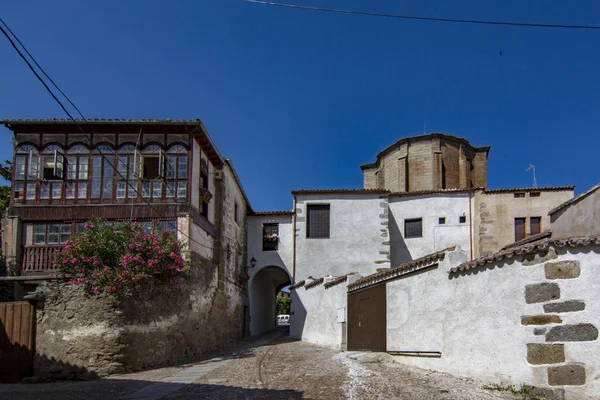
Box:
[548,364,586,386]
[525,283,560,304]
[527,343,565,365]
[545,260,581,280]
[546,324,599,342]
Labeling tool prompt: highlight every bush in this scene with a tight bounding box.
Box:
[53,219,189,294]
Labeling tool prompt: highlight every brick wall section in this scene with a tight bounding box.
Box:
[363,169,377,189]
[471,152,488,188]
[440,142,461,189]
[407,141,434,192]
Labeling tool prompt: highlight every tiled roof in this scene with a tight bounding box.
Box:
[251,211,295,216]
[549,183,600,215]
[483,186,574,194]
[389,188,481,197]
[348,247,455,292]
[2,118,203,125]
[360,133,490,170]
[450,235,600,274]
[323,273,356,289]
[289,280,305,290]
[292,189,389,195]
[304,277,324,289]
[502,230,552,250]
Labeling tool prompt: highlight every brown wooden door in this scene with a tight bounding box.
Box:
[0,302,35,383]
[348,284,386,352]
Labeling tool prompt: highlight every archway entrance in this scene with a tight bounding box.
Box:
[249,266,291,335]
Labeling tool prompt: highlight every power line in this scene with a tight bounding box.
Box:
[0,20,215,251]
[244,0,600,30]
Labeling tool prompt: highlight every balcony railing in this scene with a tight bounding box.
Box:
[22,246,62,276]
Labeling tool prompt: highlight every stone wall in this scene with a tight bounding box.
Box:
[386,245,600,399]
[34,260,245,378]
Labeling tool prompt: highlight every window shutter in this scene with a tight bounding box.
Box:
[307,205,330,238]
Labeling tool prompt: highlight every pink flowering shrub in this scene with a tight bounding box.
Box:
[53,218,189,294]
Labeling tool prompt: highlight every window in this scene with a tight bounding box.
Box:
[530,192,541,198]
[530,217,541,236]
[307,204,330,238]
[26,183,35,200]
[41,146,65,180]
[90,154,114,200]
[263,223,279,251]
[234,201,239,224]
[33,223,71,245]
[157,220,176,233]
[200,161,209,218]
[439,217,446,225]
[404,218,422,238]
[459,215,466,224]
[514,193,525,198]
[514,218,526,241]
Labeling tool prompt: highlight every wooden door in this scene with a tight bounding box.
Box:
[347,284,386,352]
[0,302,35,383]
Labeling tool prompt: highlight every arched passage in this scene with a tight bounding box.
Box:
[249,265,291,335]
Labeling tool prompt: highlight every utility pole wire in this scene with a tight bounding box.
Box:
[244,0,600,30]
[0,19,215,251]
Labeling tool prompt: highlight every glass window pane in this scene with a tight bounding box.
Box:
[140,221,152,234]
[34,225,46,244]
[142,182,151,198]
[15,156,26,180]
[102,158,113,199]
[153,181,162,198]
[65,183,75,199]
[116,182,126,199]
[166,157,176,179]
[14,183,24,199]
[67,156,77,179]
[117,156,128,178]
[177,156,188,179]
[40,182,49,199]
[78,158,89,180]
[60,224,71,243]
[78,182,87,199]
[48,224,59,244]
[75,223,86,233]
[127,180,137,198]
[177,181,187,199]
[52,183,62,199]
[26,183,36,200]
[165,220,176,232]
[166,181,175,198]
[91,156,102,199]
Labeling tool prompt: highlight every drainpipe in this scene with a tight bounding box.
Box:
[292,195,297,284]
[469,191,474,260]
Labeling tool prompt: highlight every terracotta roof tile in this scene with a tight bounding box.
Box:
[348,246,455,292]
[250,211,294,216]
[389,188,481,197]
[483,186,574,194]
[292,189,389,195]
[2,118,203,125]
[323,273,356,289]
[304,277,324,289]
[502,230,552,250]
[548,183,600,215]
[450,235,600,274]
[289,280,305,290]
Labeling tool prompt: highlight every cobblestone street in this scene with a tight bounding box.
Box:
[0,329,521,400]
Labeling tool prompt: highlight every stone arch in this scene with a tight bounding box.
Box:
[249,265,291,335]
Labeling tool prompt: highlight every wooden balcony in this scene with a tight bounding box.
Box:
[21,246,62,276]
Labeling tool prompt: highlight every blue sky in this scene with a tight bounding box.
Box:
[1,0,599,211]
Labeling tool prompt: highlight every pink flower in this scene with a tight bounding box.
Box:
[91,287,99,294]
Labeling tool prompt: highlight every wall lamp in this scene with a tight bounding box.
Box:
[250,257,257,268]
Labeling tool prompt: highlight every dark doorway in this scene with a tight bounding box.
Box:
[347,284,386,352]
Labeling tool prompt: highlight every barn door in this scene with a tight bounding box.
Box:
[347,284,386,351]
[0,302,35,382]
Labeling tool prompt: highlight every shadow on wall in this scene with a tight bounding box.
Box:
[289,289,307,341]
[0,380,304,398]
[390,211,412,267]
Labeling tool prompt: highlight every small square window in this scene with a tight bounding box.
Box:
[404,218,422,238]
[459,216,466,224]
[514,193,525,198]
[307,205,330,238]
[439,217,446,225]
[234,201,239,224]
[530,192,541,198]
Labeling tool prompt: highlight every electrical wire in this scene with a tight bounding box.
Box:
[0,21,216,251]
[244,0,600,30]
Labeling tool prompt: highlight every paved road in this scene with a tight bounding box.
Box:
[0,328,520,400]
